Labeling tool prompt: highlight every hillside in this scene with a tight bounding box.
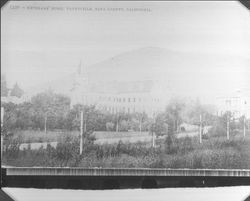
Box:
[25,47,249,104]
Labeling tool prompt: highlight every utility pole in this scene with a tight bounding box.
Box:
[84,118,87,133]
[116,114,119,132]
[176,119,178,133]
[152,132,155,148]
[199,114,202,144]
[80,111,83,155]
[139,115,142,133]
[227,113,230,140]
[243,115,246,138]
[152,123,155,148]
[116,120,119,132]
[44,113,47,134]
[152,114,156,148]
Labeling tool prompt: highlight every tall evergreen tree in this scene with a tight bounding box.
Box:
[1,74,9,97]
[10,83,24,98]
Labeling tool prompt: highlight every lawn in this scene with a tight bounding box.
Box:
[2,129,250,169]
[9,130,79,143]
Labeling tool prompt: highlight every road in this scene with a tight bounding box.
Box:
[94,135,153,145]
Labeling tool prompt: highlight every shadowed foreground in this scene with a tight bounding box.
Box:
[2,167,250,189]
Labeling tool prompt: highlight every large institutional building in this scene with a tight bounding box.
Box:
[70,62,166,117]
[216,91,250,119]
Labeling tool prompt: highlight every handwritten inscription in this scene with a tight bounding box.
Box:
[9,5,152,12]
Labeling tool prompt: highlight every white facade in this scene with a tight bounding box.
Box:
[216,93,250,119]
[70,63,165,117]
[93,92,163,116]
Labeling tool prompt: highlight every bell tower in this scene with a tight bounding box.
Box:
[70,60,89,107]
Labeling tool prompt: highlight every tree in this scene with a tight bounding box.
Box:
[83,105,100,133]
[114,112,123,132]
[165,98,186,133]
[154,112,168,136]
[132,112,148,132]
[1,74,9,97]
[15,102,36,129]
[1,101,37,132]
[1,102,18,132]
[106,122,115,131]
[67,104,114,132]
[10,83,24,98]
[31,91,55,132]
[184,99,215,126]
[238,115,245,130]
[209,112,230,137]
[129,118,140,131]
[119,120,129,131]
[31,90,71,132]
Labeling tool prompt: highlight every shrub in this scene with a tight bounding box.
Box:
[106,122,115,131]
[3,130,250,169]
[4,136,22,159]
[180,137,194,154]
[119,120,129,131]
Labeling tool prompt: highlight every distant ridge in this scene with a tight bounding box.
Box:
[25,46,249,104]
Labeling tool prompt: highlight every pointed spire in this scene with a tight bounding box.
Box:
[77,60,82,75]
[77,59,88,76]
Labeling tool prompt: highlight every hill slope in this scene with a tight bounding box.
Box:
[26,47,249,104]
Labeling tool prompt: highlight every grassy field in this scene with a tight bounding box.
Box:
[9,130,153,145]
[9,130,79,143]
[2,129,250,169]
[92,131,150,139]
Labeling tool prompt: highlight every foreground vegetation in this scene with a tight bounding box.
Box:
[2,90,249,169]
[2,133,250,169]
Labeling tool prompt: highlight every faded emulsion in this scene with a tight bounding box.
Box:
[1,1,250,191]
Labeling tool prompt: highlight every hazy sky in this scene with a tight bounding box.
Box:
[1,1,250,97]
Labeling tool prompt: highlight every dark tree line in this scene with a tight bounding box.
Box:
[2,91,71,133]
[3,90,239,139]
[1,91,154,135]
[1,75,24,98]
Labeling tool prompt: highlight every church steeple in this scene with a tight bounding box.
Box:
[70,60,89,106]
[71,60,89,91]
[77,60,82,75]
[77,60,88,76]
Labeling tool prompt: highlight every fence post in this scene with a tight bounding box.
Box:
[243,115,246,138]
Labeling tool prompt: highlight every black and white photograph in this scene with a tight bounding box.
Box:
[1,1,250,200]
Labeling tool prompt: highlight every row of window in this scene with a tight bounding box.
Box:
[98,96,160,103]
[99,105,159,115]
[100,106,143,114]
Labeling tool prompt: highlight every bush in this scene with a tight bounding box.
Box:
[180,137,194,154]
[3,131,250,169]
[106,122,115,131]
[119,120,129,131]
[4,136,22,159]
[209,124,226,137]
[109,154,142,168]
